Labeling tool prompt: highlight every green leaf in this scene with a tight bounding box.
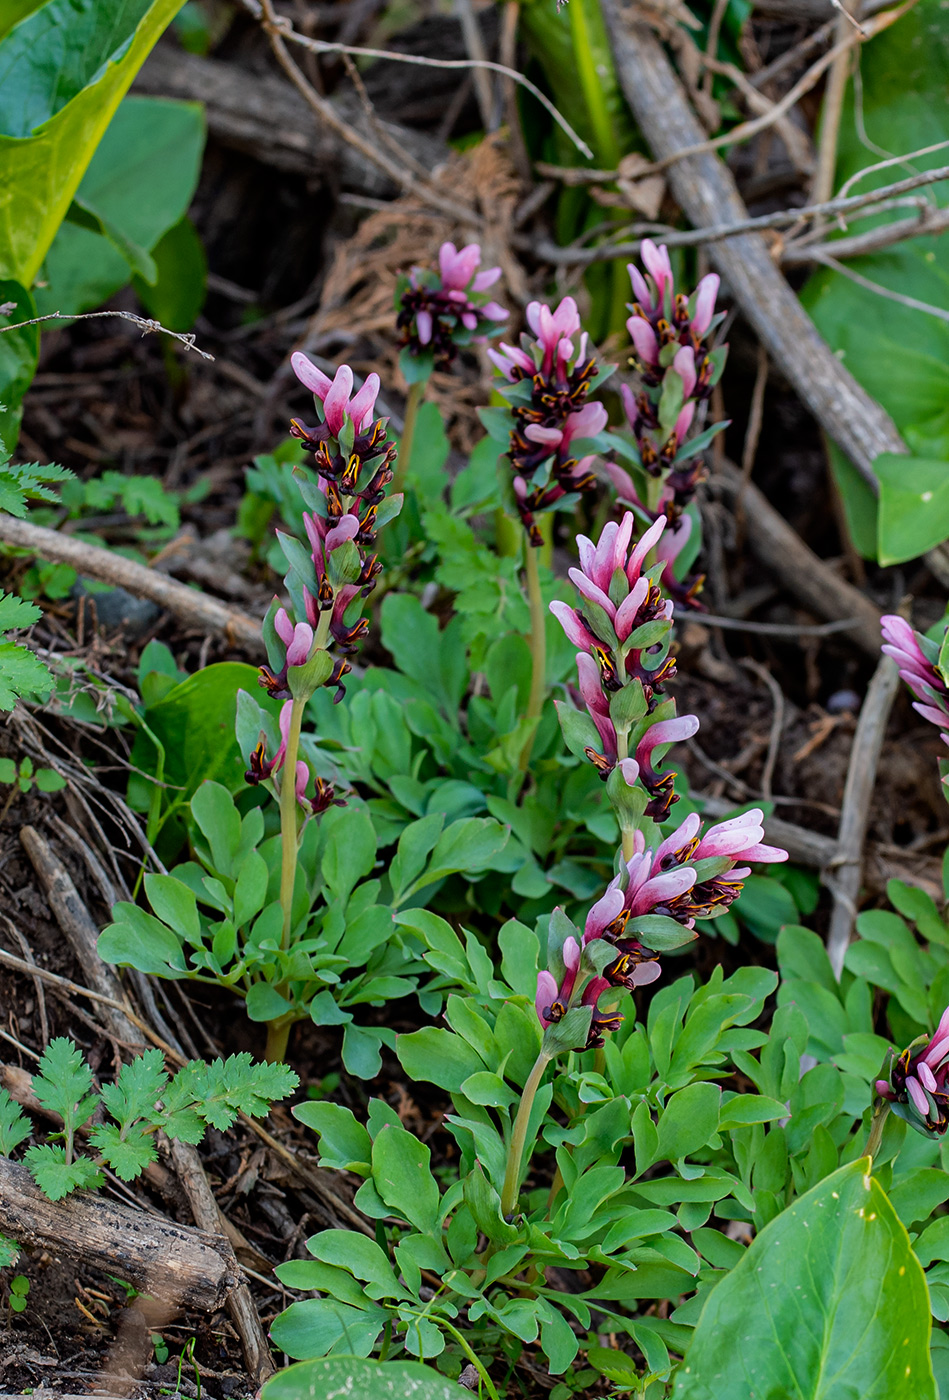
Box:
[30,1037,98,1134]
[24,1143,103,1200]
[292,1101,372,1175]
[396,1027,485,1092]
[0,1087,31,1154]
[321,806,378,902]
[672,1158,936,1399]
[0,281,38,448]
[88,1121,156,1180]
[98,902,186,977]
[877,454,949,565]
[0,1233,18,1267]
[132,214,206,330]
[408,816,509,895]
[463,1161,519,1245]
[262,1357,468,1399]
[371,1122,441,1235]
[0,0,188,285]
[655,1082,721,1163]
[307,1230,409,1301]
[245,982,293,1023]
[97,1048,168,1127]
[0,639,52,710]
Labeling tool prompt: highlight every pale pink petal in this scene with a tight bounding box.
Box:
[627,262,651,308]
[614,575,650,642]
[627,516,666,583]
[549,601,597,650]
[416,309,433,346]
[274,607,294,646]
[568,568,616,617]
[632,960,662,986]
[673,345,697,399]
[919,1062,938,1093]
[655,811,701,868]
[286,623,314,667]
[323,365,354,436]
[473,266,501,292]
[291,351,332,397]
[691,273,720,336]
[628,316,659,366]
[348,373,380,433]
[585,886,626,940]
[535,970,559,1025]
[907,1076,930,1116]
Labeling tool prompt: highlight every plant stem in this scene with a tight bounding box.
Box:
[264,1013,293,1064]
[615,730,638,862]
[391,379,424,497]
[518,543,547,773]
[278,696,305,951]
[500,1050,552,1219]
[865,1100,891,1164]
[435,1317,501,1400]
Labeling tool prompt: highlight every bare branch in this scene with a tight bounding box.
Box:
[0,307,215,360]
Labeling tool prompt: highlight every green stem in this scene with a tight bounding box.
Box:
[518,543,547,773]
[391,380,424,497]
[278,697,305,952]
[435,1317,502,1400]
[865,1100,891,1164]
[264,1013,293,1065]
[615,729,638,863]
[500,1050,552,1219]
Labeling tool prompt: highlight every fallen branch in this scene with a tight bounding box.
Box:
[598,0,908,487]
[0,1156,239,1310]
[824,654,901,975]
[0,515,264,654]
[714,462,883,657]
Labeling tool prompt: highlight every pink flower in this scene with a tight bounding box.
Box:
[628,315,659,367]
[881,615,949,746]
[693,808,787,864]
[525,296,582,377]
[673,345,697,399]
[878,1006,949,1135]
[291,355,381,435]
[691,273,720,336]
[487,342,534,380]
[438,241,482,290]
[640,240,674,312]
[274,608,314,667]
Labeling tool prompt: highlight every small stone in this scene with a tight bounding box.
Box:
[827,688,861,715]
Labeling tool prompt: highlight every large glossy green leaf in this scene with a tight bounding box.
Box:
[0,0,186,284]
[876,453,949,564]
[36,95,205,317]
[800,0,949,560]
[672,1157,936,1399]
[263,1356,470,1400]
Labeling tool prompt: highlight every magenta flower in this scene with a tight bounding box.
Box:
[691,273,720,336]
[246,699,292,784]
[291,356,381,435]
[397,241,507,371]
[535,935,580,1027]
[881,615,949,745]
[628,240,673,316]
[627,315,659,368]
[274,609,314,667]
[876,1007,949,1135]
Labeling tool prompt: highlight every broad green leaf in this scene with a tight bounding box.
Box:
[132,214,206,330]
[371,1122,441,1235]
[396,1026,486,1091]
[876,454,949,564]
[321,805,377,902]
[672,1158,936,1399]
[307,1230,409,1300]
[38,96,205,317]
[0,280,38,448]
[655,1081,721,1163]
[0,0,188,284]
[293,1101,372,1175]
[262,1356,469,1399]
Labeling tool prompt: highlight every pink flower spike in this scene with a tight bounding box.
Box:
[614,575,650,642]
[568,568,616,617]
[637,715,700,761]
[416,309,433,346]
[473,266,501,292]
[633,960,662,987]
[674,401,696,446]
[291,351,332,397]
[439,241,481,290]
[641,240,673,306]
[563,400,608,445]
[627,262,652,309]
[628,315,659,367]
[274,607,294,647]
[631,866,696,914]
[549,601,597,650]
[585,885,626,940]
[627,516,667,583]
[286,623,314,667]
[525,424,565,448]
[907,1075,930,1116]
[322,365,355,436]
[325,514,360,553]
[655,811,701,867]
[919,1062,938,1093]
[691,273,720,336]
[348,373,380,433]
[535,970,559,1025]
[673,345,697,399]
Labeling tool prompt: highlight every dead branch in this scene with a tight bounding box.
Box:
[0,515,264,654]
[0,309,213,361]
[824,654,901,975]
[0,1156,239,1310]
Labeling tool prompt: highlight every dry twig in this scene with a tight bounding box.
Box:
[0,308,213,360]
[0,515,264,653]
[824,654,901,976]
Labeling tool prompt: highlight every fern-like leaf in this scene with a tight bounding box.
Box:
[0,1087,30,1155]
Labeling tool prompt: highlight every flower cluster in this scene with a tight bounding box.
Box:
[242,357,403,816]
[876,1008,949,1136]
[605,242,728,604]
[550,512,694,819]
[536,809,786,1047]
[487,296,612,547]
[395,241,507,376]
[881,614,949,757]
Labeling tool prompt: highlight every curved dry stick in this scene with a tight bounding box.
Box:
[824,654,901,976]
[0,514,264,654]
